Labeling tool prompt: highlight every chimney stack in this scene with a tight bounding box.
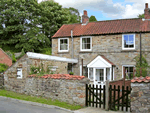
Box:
[144,3,150,19]
[82,10,89,24]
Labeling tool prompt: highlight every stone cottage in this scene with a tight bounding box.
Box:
[52,3,150,87]
[4,52,78,91]
[0,48,12,67]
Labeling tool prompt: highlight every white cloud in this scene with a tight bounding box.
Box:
[38,0,150,19]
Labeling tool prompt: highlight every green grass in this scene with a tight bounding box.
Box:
[0,89,83,110]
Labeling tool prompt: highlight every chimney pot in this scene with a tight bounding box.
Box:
[84,10,87,16]
[145,3,148,9]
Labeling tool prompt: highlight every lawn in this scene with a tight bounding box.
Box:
[0,89,83,110]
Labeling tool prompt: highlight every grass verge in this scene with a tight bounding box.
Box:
[0,89,83,110]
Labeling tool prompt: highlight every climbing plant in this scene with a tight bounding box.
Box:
[135,55,150,77]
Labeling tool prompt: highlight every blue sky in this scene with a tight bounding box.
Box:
[39,0,150,21]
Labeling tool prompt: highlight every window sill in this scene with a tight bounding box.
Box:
[121,50,137,52]
[79,51,92,53]
[57,51,69,54]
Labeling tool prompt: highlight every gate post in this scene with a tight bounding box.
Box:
[105,80,109,111]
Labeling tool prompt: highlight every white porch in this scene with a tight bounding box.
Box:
[87,56,115,86]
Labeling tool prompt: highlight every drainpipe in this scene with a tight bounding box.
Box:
[140,33,142,76]
[71,30,74,72]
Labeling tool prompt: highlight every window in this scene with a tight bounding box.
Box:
[80,65,88,77]
[17,68,22,79]
[58,38,69,52]
[122,34,135,50]
[80,37,92,51]
[122,65,134,79]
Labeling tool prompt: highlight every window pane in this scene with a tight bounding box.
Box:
[87,44,91,49]
[87,38,90,43]
[60,40,63,44]
[129,67,133,72]
[82,38,86,44]
[64,39,67,44]
[82,44,86,49]
[129,35,134,48]
[89,68,93,79]
[60,45,67,50]
[124,35,128,48]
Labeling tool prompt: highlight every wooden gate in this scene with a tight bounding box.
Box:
[85,84,131,112]
[109,85,131,112]
[85,84,106,109]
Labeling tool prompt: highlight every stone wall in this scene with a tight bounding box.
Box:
[25,77,89,106]
[0,74,4,89]
[4,55,68,93]
[52,33,150,80]
[131,83,150,113]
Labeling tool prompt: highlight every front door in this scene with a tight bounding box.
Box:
[95,68,105,87]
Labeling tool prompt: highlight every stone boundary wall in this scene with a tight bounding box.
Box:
[131,83,150,113]
[0,74,4,89]
[24,77,89,106]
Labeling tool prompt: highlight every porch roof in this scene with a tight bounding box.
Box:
[87,55,115,68]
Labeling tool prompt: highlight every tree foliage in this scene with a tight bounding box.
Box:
[0,0,71,52]
[138,14,144,18]
[38,1,70,43]
[0,63,8,73]
[135,55,149,77]
[89,15,97,22]
[64,7,81,24]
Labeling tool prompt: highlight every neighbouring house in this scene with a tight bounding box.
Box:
[0,48,12,67]
[4,52,78,91]
[52,3,150,87]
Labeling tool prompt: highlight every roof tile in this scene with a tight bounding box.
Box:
[28,74,85,80]
[131,76,150,83]
[53,18,150,38]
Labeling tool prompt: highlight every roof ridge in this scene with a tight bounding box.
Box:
[63,18,141,26]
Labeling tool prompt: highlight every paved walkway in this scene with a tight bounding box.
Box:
[74,107,125,113]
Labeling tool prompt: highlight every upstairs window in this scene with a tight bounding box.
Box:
[122,34,135,50]
[58,38,69,52]
[80,37,92,51]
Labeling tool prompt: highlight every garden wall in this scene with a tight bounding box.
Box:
[131,76,150,113]
[0,74,4,88]
[25,75,89,106]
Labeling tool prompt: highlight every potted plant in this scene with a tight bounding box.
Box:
[69,72,74,75]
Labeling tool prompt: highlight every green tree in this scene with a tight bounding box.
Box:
[138,14,144,18]
[89,15,97,22]
[38,0,70,45]
[135,55,149,77]
[0,0,50,52]
[64,7,81,24]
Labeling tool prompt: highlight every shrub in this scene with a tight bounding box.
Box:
[0,63,9,73]
[135,55,150,77]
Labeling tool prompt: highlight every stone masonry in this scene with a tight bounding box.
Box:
[0,74,4,89]
[131,83,150,113]
[24,77,89,106]
[4,54,68,93]
[52,33,150,80]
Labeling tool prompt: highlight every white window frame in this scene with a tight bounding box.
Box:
[58,38,69,52]
[122,65,135,78]
[80,36,92,51]
[122,34,135,50]
[17,68,22,79]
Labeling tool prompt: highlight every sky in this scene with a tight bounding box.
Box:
[38,0,150,21]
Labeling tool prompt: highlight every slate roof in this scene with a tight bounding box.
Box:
[28,74,85,80]
[131,76,150,83]
[53,18,150,38]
